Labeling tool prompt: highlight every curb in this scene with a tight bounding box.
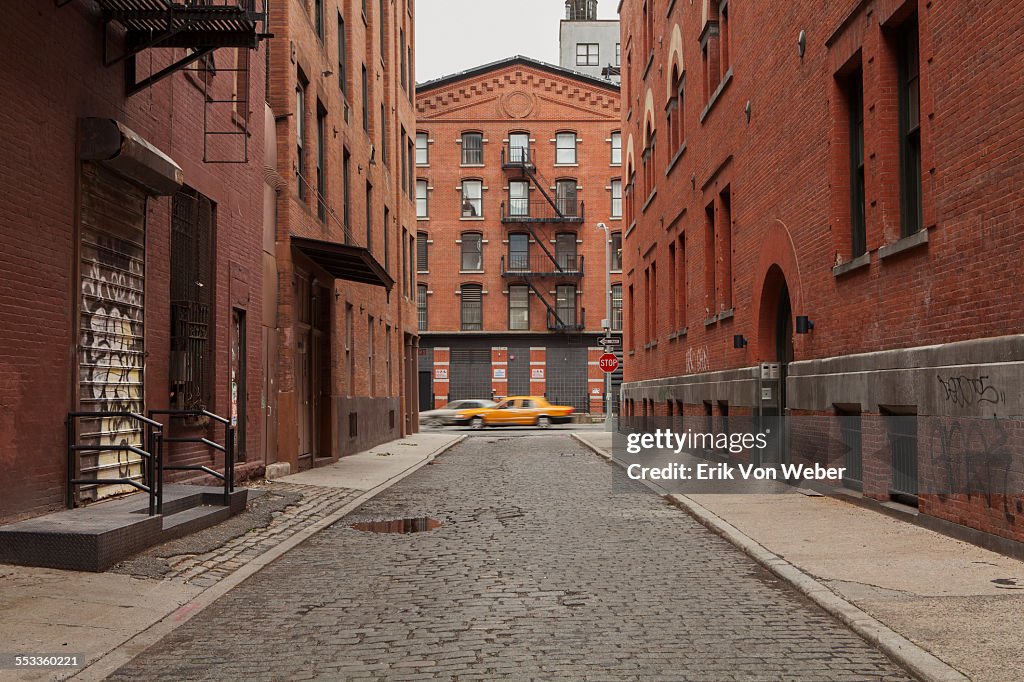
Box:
[70,434,467,682]
[570,433,969,682]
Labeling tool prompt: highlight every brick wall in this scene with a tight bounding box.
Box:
[0,1,266,521]
[617,0,1024,542]
[267,0,419,468]
[414,59,621,337]
[618,0,1024,382]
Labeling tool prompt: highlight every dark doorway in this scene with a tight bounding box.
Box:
[418,370,433,412]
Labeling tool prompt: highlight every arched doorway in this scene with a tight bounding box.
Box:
[757,265,794,464]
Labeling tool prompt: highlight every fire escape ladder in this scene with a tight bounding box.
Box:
[521,164,563,217]
[523,224,565,273]
[199,46,252,163]
[524,279,564,327]
[70,1,271,163]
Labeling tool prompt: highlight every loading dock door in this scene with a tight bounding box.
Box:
[546,347,588,414]
[507,347,531,398]
[449,349,491,401]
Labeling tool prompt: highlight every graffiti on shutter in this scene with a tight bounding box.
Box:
[77,162,147,503]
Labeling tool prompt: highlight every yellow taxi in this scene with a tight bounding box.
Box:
[452,396,574,429]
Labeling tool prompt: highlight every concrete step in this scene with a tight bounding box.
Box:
[0,485,249,572]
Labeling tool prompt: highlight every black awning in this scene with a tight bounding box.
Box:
[291,236,395,290]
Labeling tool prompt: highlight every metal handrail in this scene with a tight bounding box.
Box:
[149,409,236,506]
[547,307,587,331]
[501,200,585,223]
[66,412,164,516]
[501,254,585,277]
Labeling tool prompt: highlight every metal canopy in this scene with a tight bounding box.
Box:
[291,237,395,291]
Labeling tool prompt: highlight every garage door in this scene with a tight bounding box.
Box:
[546,347,588,414]
[449,348,491,401]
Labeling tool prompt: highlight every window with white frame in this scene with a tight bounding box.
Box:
[509,285,530,330]
[611,179,622,218]
[611,283,623,330]
[555,132,577,164]
[461,132,483,165]
[610,131,621,165]
[461,179,482,217]
[416,179,428,218]
[615,43,621,66]
[415,132,428,165]
[509,180,529,217]
[460,232,483,270]
[576,43,599,66]
[555,179,578,217]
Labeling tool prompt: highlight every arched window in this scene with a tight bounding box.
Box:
[461,132,483,165]
[460,284,483,330]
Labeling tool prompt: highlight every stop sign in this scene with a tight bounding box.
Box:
[598,353,619,374]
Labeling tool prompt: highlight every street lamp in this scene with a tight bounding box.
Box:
[596,222,614,431]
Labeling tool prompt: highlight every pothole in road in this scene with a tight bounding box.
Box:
[351,517,442,534]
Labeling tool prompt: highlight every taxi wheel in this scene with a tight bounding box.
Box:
[537,416,551,429]
[471,416,485,429]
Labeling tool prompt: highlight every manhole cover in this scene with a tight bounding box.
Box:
[351,517,442,534]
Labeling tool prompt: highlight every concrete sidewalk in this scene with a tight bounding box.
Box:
[573,430,1024,682]
[0,432,463,682]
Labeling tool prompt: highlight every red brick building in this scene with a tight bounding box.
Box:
[265,0,420,471]
[0,1,268,521]
[618,0,1024,544]
[414,57,621,415]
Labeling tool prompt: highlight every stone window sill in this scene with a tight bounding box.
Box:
[700,67,734,124]
[665,142,688,176]
[832,251,870,278]
[642,188,658,213]
[879,228,929,260]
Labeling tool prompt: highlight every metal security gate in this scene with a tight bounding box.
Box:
[507,347,531,397]
[449,349,491,401]
[888,415,919,502]
[546,346,588,414]
[77,162,147,503]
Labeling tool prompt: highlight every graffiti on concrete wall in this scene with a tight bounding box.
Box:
[937,375,1005,409]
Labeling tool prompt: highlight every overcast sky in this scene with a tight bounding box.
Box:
[415,0,620,83]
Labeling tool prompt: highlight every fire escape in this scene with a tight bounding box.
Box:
[500,142,586,331]
[58,0,270,163]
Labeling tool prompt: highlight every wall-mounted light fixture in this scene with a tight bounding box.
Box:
[798,31,807,59]
[733,335,748,349]
[796,316,814,334]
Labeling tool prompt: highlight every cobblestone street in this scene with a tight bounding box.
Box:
[108,434,910,681]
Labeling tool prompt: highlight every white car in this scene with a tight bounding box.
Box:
[419,399,497,427]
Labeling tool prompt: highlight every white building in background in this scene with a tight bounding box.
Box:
[559,0,620,84]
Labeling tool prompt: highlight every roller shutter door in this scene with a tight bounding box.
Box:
[449,348,491,401]
[77,162,147,503]
[507,347,531,398]
[546,347,588,414]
